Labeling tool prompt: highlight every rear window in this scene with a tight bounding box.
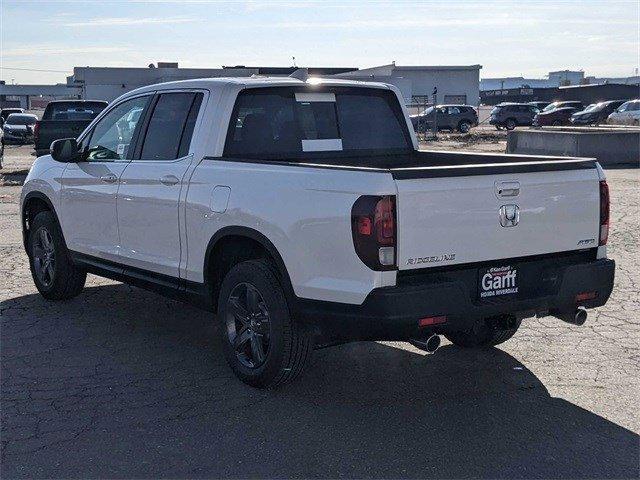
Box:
[224,87,411,158]
[43,102,107,121]
[5,114,37,126]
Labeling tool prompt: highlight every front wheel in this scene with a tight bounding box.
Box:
[218,259,312,388]
[445,316,521,348]
[28,211,86,300]
[505,119,517,130]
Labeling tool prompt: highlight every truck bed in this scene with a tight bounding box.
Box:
[215,150,597,176]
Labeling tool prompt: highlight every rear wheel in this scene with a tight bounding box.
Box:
[445,316,521,348]
[218,259,312,388]
[28,211,86,300]
[505,118,517,130]
[457,120,472,133]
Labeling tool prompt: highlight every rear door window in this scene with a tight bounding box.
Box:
[139,92,202,160]
[224,87,411,158]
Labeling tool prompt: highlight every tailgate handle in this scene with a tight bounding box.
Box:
[495,181,520,198]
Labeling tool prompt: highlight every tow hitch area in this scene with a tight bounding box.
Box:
[408,335,441,353]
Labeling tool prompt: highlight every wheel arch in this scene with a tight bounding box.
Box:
[21,191,61,251]
[203,226,295,311]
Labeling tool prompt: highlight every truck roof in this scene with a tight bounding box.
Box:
[125,76,393,97]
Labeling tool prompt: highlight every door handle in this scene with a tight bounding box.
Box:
[159,174,179,186]
[100,174,118,184]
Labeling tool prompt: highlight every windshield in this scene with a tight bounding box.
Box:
[490,106,504,114]
[5,114,37,126]
[542,103,559,112]
[420,106,434,115]
[583,104,599,112]
[224,87,412,158]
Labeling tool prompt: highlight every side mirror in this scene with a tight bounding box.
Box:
[50,138,80,163]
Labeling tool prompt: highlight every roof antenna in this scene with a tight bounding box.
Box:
[289,68,308,82]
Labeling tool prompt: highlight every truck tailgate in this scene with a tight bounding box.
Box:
[394,162,601,270]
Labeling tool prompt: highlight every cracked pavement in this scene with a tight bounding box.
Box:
[1,147,638,478]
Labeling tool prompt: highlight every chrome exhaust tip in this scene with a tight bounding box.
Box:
[409,334,441,354]
[552,307,588,326]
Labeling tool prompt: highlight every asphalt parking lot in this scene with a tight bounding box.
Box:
[1,146,638,478]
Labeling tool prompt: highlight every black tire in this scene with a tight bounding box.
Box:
[552,120,561,126]
[217,259,312,388]
[445,317,521,348]
[505,118,517,130]
[28,211,86,300]
[457,120,472,133]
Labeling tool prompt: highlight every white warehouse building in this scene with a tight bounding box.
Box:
[64,62,482,106]
[333,63,482,106]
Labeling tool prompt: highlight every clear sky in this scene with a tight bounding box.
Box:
[1,0,638,85]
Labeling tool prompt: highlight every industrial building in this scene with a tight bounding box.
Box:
[481,69,640,91]
[480,83,640,106]
[333,63,482,106]
[1,62,483,108]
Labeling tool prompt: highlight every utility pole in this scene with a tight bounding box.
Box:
[432,86,438,138]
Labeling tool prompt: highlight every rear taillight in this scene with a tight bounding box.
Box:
[599,180,610,246]
[352,195,396,270]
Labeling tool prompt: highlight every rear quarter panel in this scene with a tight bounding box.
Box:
[185,160,397,304]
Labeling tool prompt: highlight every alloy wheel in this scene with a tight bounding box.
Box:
[225,282,271,368]
[32,227,56,287]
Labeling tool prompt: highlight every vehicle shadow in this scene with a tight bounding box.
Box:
[1,283,638,479]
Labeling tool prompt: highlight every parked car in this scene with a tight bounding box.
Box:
[0,108,25,128]
[606,99,640,125]
[528,101,551,111]
[533,107,581,126]
[34,100,108,156]
[570,100,626,125]
[489,103,539,130]
[540,101,584,113]
[410,104,478,133]
[1,113,38,145]
[0,127,3,169]
[21,77,615,388]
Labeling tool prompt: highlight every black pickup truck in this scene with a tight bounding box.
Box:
[34,100,107,156]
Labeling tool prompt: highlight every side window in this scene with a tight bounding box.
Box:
[86,96,150,161]
[448,106,461,115]
[139,92,197,160]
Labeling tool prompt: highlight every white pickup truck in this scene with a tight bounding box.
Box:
[21,76,615,388]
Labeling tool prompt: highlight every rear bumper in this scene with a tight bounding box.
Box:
[295,252,615,343]
[3,133,33,145]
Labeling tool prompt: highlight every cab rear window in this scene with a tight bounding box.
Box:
[223,87,411,158]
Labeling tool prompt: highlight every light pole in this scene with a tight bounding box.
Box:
[432,86,438,138]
